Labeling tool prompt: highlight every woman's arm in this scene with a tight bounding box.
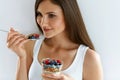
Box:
[16,41,34,80]
[7,28,35,80]
[83,49,103,80]
[16,56,32,80]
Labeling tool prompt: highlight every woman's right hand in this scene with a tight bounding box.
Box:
[7,28,30,59]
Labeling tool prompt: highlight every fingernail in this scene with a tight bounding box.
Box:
[10,27,14,31]
[6,43,9,47]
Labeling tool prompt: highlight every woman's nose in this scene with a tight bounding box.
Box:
[40,17,48,27]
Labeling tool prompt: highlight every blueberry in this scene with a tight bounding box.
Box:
[31,36,36,39]
[50,60,55,65]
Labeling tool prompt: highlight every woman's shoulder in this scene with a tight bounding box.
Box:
[85,48,100,62]
[83,48,103,80]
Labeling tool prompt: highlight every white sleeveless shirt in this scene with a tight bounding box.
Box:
[29,36,88,80]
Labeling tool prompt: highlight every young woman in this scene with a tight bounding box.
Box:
[7,0,103,80]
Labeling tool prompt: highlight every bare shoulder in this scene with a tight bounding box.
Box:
[85,49,101,65]
[83,48,103,80]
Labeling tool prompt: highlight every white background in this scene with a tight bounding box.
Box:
[0,0,120,80]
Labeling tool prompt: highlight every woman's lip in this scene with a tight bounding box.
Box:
[43,28,51,32]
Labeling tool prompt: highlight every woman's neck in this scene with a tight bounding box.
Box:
[44,34,79,49]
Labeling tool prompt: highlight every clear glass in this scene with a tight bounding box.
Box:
[41,58,63,75]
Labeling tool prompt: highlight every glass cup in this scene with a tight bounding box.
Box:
[41,58,63,75]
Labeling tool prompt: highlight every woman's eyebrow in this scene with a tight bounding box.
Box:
[36,10,57,16]
[37,10,56,14]
[36,11,42,16]
[36,11,41,14]
[46,12,55,14]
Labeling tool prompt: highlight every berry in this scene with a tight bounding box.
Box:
[27,33,39,39]
[45,60,50,64]
[56,60,61,65]
[33,34,39,38]
[50,60,56,65]
[31,36,36,39]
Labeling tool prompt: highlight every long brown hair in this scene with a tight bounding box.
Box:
[35,0,95,50]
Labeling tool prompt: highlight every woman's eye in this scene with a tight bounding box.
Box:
[48,14,56,18]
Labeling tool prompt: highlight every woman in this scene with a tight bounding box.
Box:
[7,0,103,80]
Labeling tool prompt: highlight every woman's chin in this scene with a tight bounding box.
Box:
[44,35,53,39]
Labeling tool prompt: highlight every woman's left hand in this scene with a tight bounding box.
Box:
[42,73,74,80]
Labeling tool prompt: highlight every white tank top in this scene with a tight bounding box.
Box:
[29,36,88,80]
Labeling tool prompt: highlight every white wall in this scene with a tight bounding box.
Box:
[0,0,120,80]
[0,0,39,80]
[77,0,120,80]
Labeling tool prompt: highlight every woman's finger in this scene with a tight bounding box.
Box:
[42,73,63,80]
[13,37,28,47]
[42,76,56,80]
[7,30,20,43]
[8,37,25,48]
[7,34,24,47]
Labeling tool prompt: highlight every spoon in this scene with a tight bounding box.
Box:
[0,29,40,39]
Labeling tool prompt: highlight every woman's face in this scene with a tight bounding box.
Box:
[36,0,66,38]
